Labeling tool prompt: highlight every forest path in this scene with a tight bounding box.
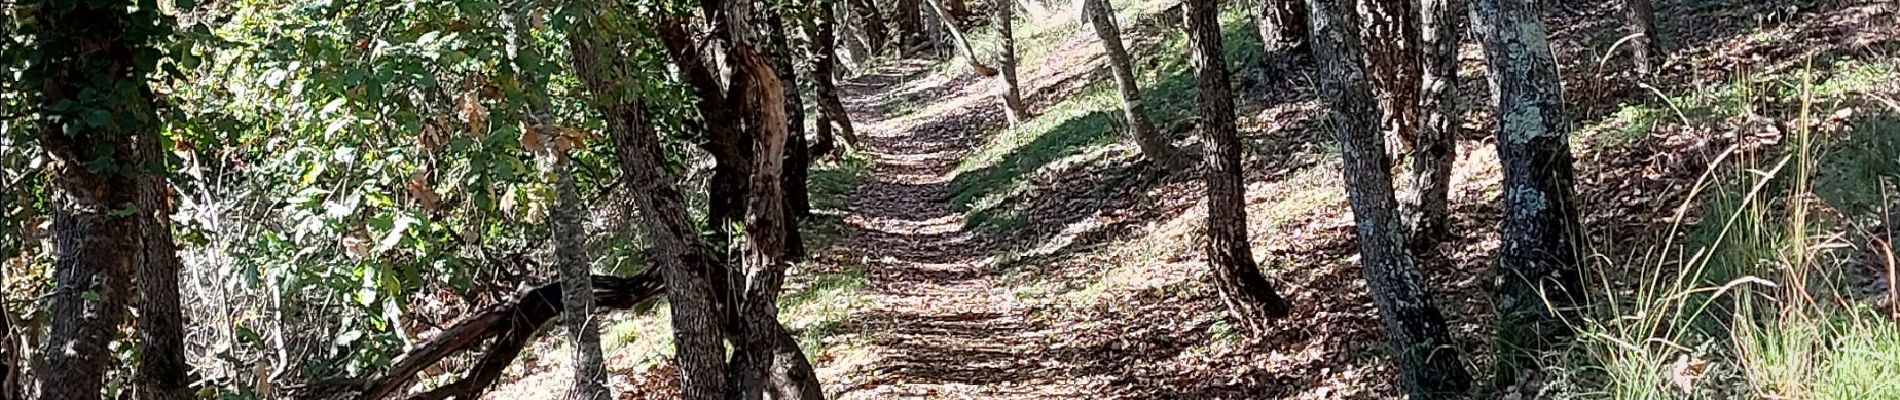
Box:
[820,59,1092,399]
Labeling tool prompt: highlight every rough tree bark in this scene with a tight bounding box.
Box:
[28,2,171,400]
[135,132,192,400]
[1403,0,1459,246]
[726,46,806,399]
[723,0,824,397]
[1082,0,1184,167]
[805,0,863,152]
[1360,0,1422,162]
[1307,0,1473,396]
[925,0,999,76]
[549,147,608,400]
[1469,0,1586,389]
[520,7,609,400]
[994,0,1031,123]
[765,11,813,257]
[657,17,754,270]
[1623,0,1661,75]
[1184,0,1295,333]
[845,0,890,53]
[1254,0,1308,56]
[572,23,733,400]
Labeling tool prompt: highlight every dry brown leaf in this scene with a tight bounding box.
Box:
[457,91,488,136]
[1669,354,1711,393]
[518,124,548,154]
[406,169,440,212]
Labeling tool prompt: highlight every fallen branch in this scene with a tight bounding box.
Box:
[344,269,664,400]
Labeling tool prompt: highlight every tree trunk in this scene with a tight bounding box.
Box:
[572,25,732,400]
[1469,0,1586,389]
[1360,0,1422,162]
[994,0,1031,123]
[766,326,824,400]
[1184,0,1294,333]
[1083,0,1184,167]
[1307,1,1473,396]
[2,296,12,400]
[1255,0,1309,56]
[550,150,608,400]
[657,17,755,270]
[723,0,822,396]
[1403,0,1458,246]
[766,12,813,257]
[926,0,999,76]
[812,114,838,158]
[29,3,170,400]
[135,134,191,400]
[846,0,890,53]
[1623,0,1660,75]
[808,0,862,151]
[894,0,927,49]
[727,46,804,400]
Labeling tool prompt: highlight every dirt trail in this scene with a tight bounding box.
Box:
[820,60,1098,399]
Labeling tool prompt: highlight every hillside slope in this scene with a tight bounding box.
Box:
[488,0,1899,398]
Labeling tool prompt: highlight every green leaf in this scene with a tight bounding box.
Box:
[373,215,415,253]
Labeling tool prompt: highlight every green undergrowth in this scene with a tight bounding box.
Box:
[1560,60,1900,399]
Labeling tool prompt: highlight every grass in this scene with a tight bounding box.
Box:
[1560,60,1900,399]
[947,0,1268,233]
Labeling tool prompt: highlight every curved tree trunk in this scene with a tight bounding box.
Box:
[1470,0,1586,390]
[994,0,1031,123]
[1082,0,1184,167]
[1307,0,1473,396]
[926,0,998,76]
[29,2,169,399]
[1404,0,1460,246]
[573,20,733,400]
[1184,0,1294,333]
